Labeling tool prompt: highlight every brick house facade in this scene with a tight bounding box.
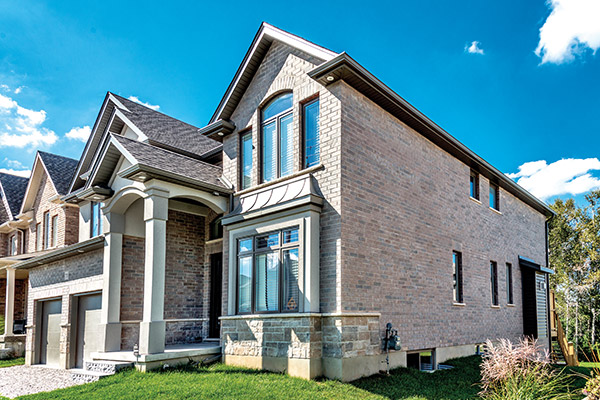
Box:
[2,23,553,381]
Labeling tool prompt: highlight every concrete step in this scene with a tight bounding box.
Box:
[85,360,133,374]
[70,369,113,384]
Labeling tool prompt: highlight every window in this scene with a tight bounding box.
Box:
[240,131,253,190]
[91,202,103,237]
[506,263,514,304]
[303,98,320,168]
[237,227,300,314]
[51,215,58,248]
[489,182,499,210]
[261,93,293,183]
[490,261,499,306]
[9,235,17,256]
[469,171,479,200]
[452,251,463,303]
[209,217,223,241]
[36,223,42,251]
[43,212,50,249]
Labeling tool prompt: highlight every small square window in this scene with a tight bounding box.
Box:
[256,233,279,249]
[238,238,253,253]
[283,228,299,244]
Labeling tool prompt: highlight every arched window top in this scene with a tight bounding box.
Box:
[261,93,292,121]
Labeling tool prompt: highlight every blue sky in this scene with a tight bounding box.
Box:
[0,0,599,204]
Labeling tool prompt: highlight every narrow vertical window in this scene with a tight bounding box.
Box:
[261,93,293,183]
[9,235,17,256]
[469,171,479,200]
[51,215,58,248]
[36,223,42,251]
[91,202,103,237]
[453,251,463,303]
[506,263,513,304]
[490,261,499,306]
[237,238,253,314]
[489,182,499,211]
[240,131,253,190]
[303,99,320,168]
[43,212,50,249]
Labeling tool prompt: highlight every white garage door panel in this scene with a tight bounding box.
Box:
[40,300,62,367]
[76,294,102,368]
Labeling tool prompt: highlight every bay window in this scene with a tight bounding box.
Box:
[261,93,293,183]
[237,227,300,314]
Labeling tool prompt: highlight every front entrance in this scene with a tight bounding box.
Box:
[39,299,61,367]
[209,253,223,339]
[74,293,102,368]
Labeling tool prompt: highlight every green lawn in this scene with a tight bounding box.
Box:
[6,356,590,400]
[0,357,23,368]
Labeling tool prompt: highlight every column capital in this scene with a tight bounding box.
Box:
[103,211,125,235]
[144,189,169,222]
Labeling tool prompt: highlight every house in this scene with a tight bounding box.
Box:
[5,23,553,382]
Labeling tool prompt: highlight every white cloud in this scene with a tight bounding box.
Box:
[127,96,160,111]
[14,86,25,94]
[466,41,485,55]
[65,125,91,142]
[0,93,58,148]
[0,85,9,93]
[0,168,31,178]
[507,158,600,200]
[536,0,600,64]
[2,158,24,169]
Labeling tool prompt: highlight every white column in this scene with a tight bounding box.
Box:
[4,267,15,336]
[139,188,169,355]
[303,211,320,313]
[100,212,124,352]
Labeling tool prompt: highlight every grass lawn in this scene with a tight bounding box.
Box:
[0,358,23,369]
[6,356,590,400]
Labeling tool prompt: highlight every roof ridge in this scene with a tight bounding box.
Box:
[113,135,222,172]
[37,150,79,163]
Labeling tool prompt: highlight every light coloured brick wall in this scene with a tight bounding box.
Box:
[337,81,547,351]
[221,40,343,314]
[26,173,79,254]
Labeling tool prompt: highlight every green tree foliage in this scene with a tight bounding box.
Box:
[550,191,600,356]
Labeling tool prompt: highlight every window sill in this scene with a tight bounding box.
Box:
[235,164,324,196]
[205,238,223,245]
[489,207,502,215]
[507,303,516,307]
[469,196,481,205]
[491,305,501,309]
[452,302,466,307]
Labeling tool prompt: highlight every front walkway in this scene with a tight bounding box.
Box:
[0,365,80,398]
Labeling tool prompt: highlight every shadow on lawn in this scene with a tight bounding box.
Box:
[349,356,483,400]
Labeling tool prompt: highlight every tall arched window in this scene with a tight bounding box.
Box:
[261,92,293,182]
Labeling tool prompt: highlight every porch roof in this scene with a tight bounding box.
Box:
[12,236,104,270]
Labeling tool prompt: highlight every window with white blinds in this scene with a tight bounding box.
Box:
[261,93,293,183]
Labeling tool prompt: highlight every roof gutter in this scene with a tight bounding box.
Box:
[308,52,554,218]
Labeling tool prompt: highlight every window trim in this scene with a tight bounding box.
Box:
[452,251,463,304]
[490,261,499,306]
[489,182,500,211]
[259,92,294,184]
[469,170,480,200]
[238,128,253,190]
[36,222,42,252]
[9,235,17,256]
[236,227,301,315]
[300,94,320,170]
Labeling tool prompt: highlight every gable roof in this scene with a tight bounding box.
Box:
[204,24,552,217]
[208,22,338,125]
[0,173,29,221]
[69,92,222,194]
[19,151,78,215]
[38,152,78,196]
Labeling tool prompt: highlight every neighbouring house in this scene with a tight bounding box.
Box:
[3,23,553,382]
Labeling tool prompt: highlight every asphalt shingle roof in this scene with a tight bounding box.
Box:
[113,135,228,190]
[110,93,222,158]
[0,173,29,219]
[38,152,79,196]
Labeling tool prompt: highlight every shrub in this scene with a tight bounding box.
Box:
[479,338,574,400]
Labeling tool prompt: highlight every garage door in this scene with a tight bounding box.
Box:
[40,299,62,367]
[75,294,102,368]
